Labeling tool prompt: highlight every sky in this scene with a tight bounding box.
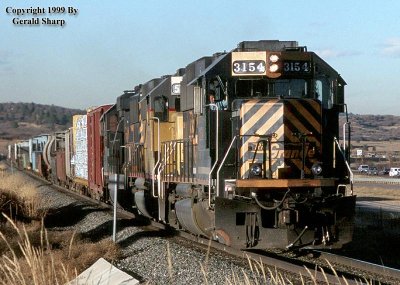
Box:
[1,0,399,115]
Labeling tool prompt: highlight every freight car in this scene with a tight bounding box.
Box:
[10,40,356,251]
[44,106,113,198]
[35,115,88,194]
[11,135,50,176]
[87,104,113,200]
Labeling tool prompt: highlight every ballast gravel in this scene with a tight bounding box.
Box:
[30,179,267,284]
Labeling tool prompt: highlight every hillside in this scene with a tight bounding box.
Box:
[0,101,85,127]
[0,102,85,154]
[342,114,400,142]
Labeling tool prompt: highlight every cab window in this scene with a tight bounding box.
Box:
[154,96,168,122]
[315,77,333,109]
[274,79,309,98]
[234,78,310,98]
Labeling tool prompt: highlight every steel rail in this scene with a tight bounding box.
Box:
[315,250,400,283]
[177,232,360,285]
[354,176,400,184]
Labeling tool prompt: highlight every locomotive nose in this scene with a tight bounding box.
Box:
[239,99,321,180]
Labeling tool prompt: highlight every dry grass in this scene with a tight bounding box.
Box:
[0,171,43,220]
[223,256,373,285]
[222,255,366,285]
[0,139,12,156]
[353,140,400,152]
[354,183,400,199]
[0,170,120,285]
[0,215,120,285]
[0,164,6,172]
[0,215,71,285]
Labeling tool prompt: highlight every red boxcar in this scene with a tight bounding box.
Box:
[56,150,66,184]
[87,105,113,200]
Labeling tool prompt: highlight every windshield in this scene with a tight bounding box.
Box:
[234,78,310,98]
[274,79,308,98]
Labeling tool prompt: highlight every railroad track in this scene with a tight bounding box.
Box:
[316,250,400,284]
[181,233,400,285]
[5,163,400,284]
[354,175,400,184]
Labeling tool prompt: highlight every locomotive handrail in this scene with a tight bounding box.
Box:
[130,143,145,177]
[342,103,351,162]
[111,117,124,242]
[334,137,354,195]
[343,122,351,162]
[206,103,219,207]
[206,103,219,160]
[214,135,238,202]
[150,117,160,198]
[248,133,276,179]
[214,134,281,199]
[158,141,177,199]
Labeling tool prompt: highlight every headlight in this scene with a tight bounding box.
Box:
[269,64,279,72]
[311,163,323,176]
[250,163,262,177]
[269,54,279,63]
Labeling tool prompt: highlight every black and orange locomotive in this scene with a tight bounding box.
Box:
[13,40,356,250]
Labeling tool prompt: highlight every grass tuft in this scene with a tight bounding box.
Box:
[0,171,44,221]
[0,171,120,285]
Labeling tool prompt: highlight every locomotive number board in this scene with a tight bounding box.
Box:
[283,60,311,74]
[232,52,312,77]
[232,51,267,76]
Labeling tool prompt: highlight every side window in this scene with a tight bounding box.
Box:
[315,80,322,100]
[130,99,139,123]
[335,79,344,105]
[315,78,333,109]
[209,78,228,110]
[154,96,168,122]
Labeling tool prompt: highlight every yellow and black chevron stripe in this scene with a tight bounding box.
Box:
[239,99,321,179]
[283,99,321,177]
[239,99,285,178]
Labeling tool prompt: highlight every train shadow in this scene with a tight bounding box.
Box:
[43,203,178,246]
[78,218,176,244]
[117,225,176,248]
[44,202,109,228]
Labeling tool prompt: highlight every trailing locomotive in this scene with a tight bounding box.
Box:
[10,40,355,250]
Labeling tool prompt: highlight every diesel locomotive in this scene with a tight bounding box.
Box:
[10,40,355,250]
